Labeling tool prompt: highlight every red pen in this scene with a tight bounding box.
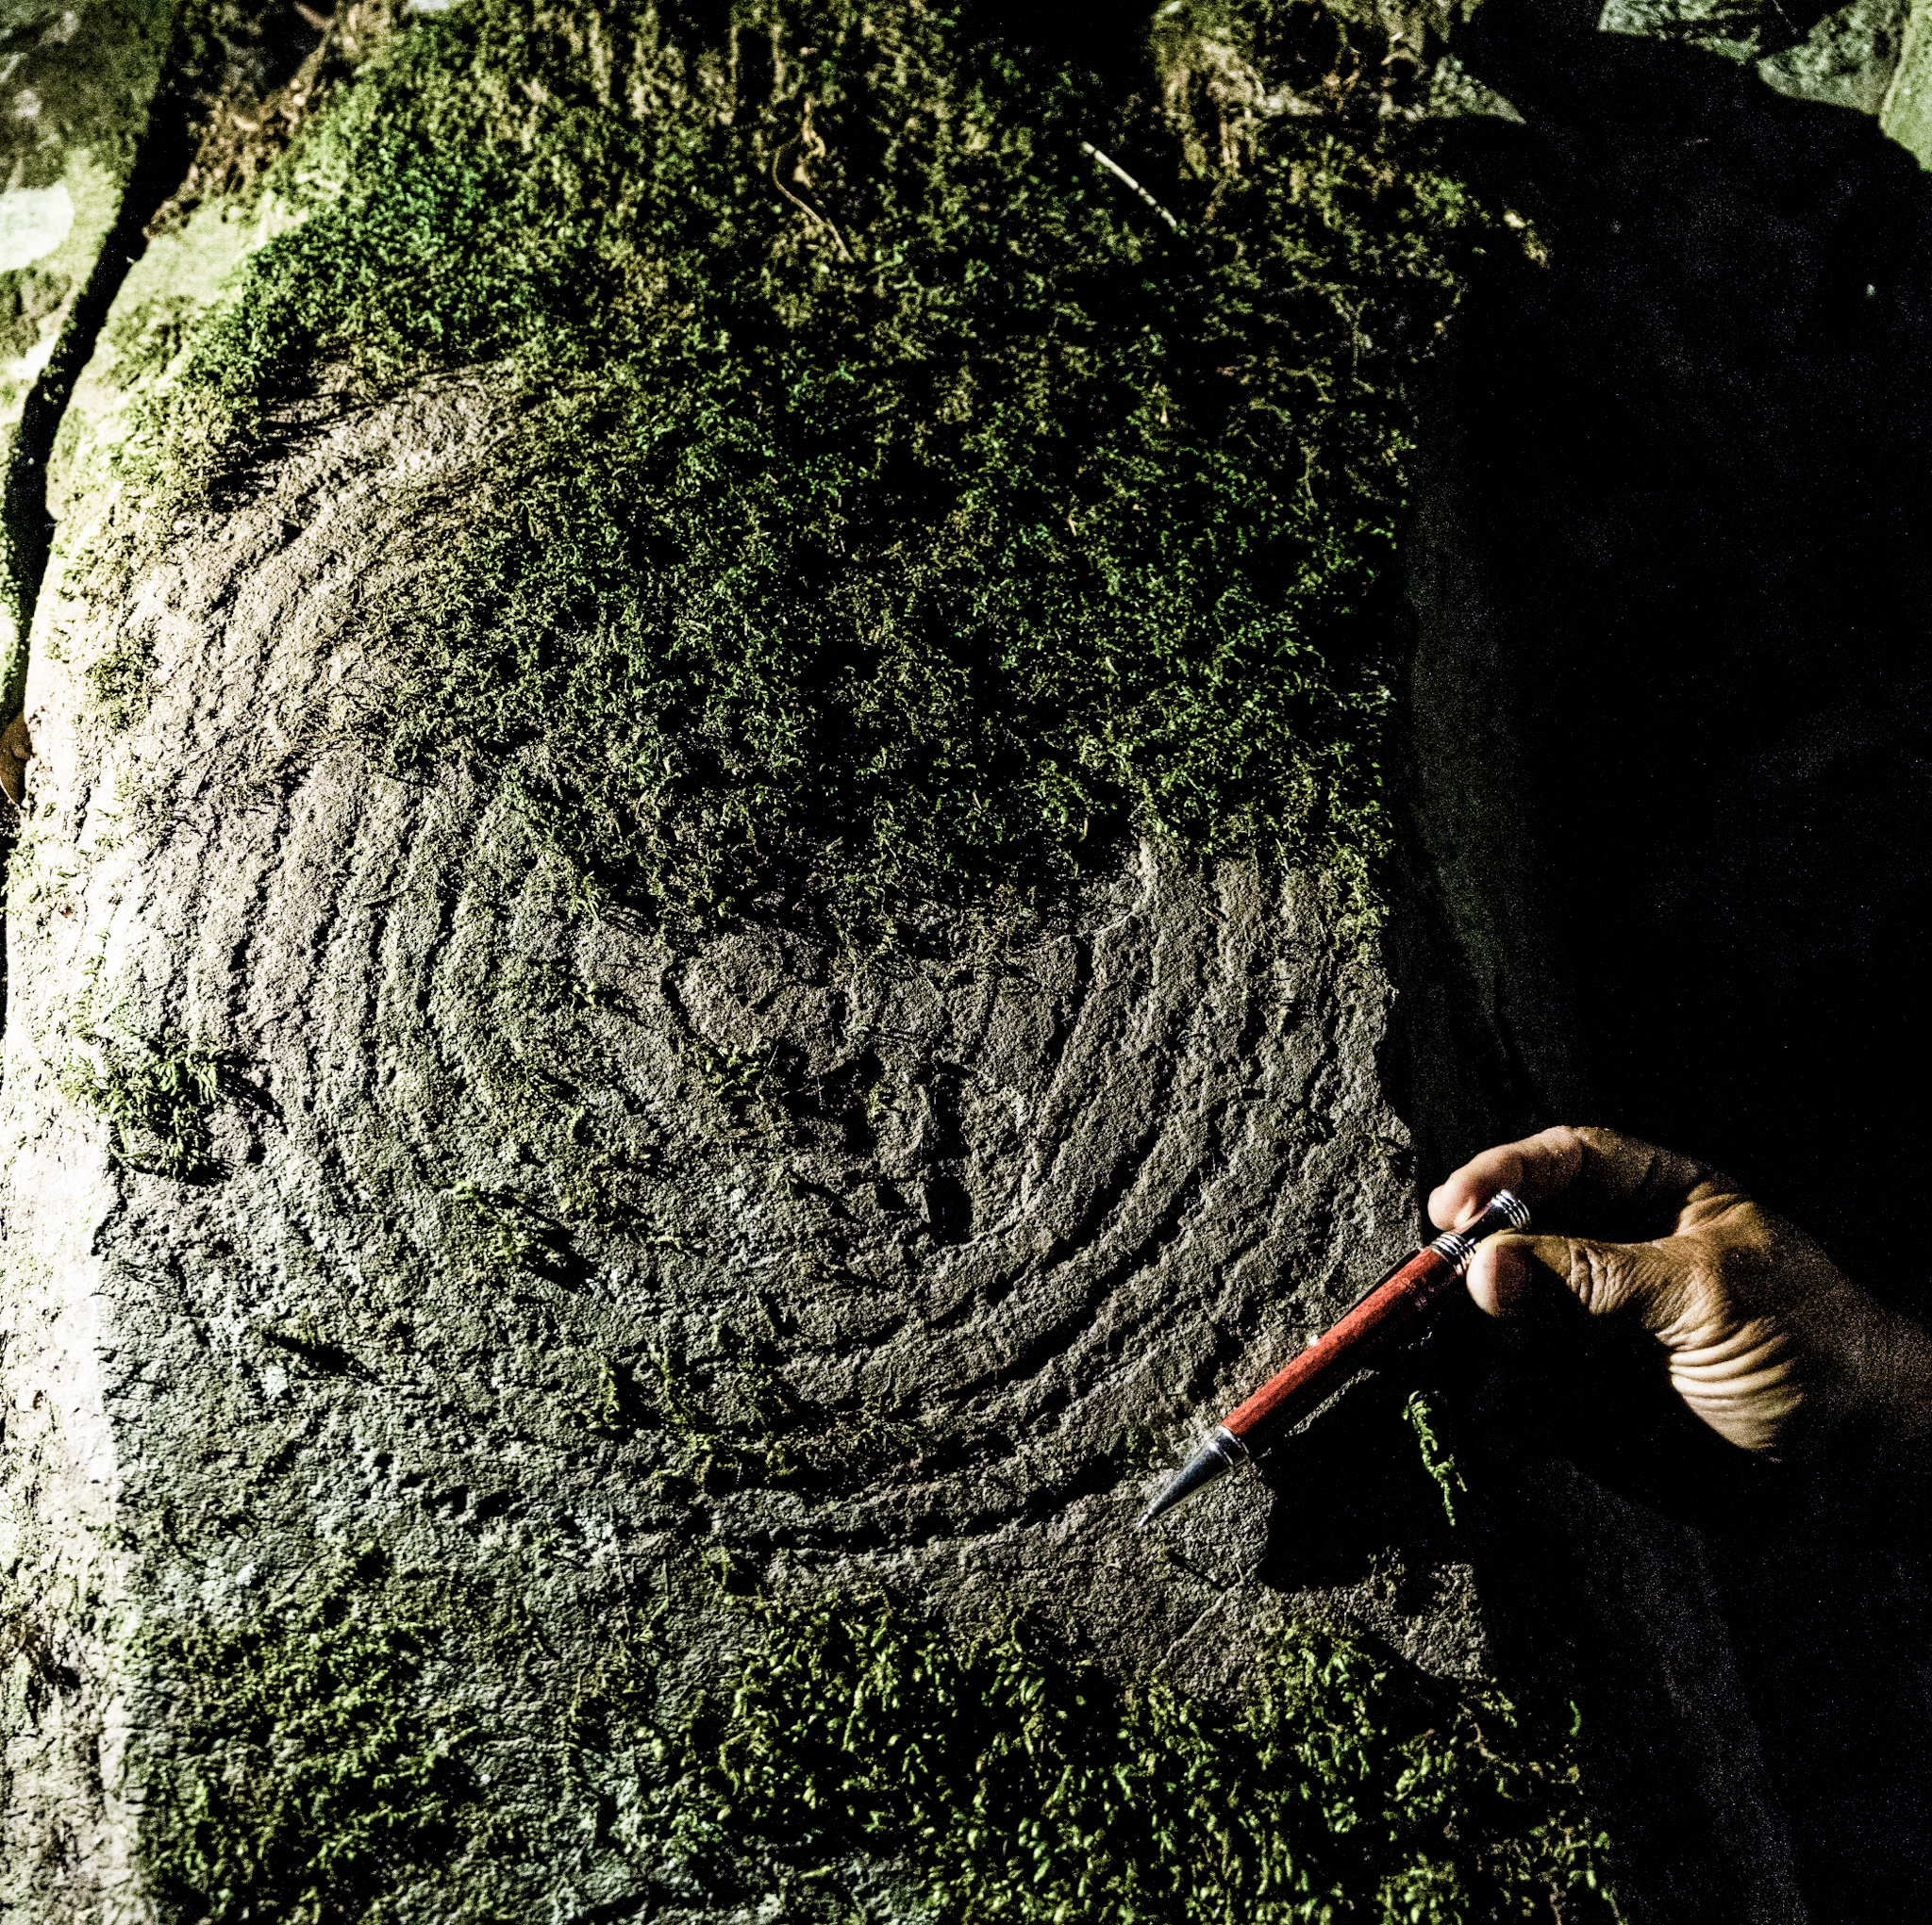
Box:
[1138,1188,1531,1526]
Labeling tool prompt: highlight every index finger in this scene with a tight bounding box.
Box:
[1427,1124,1716,1234]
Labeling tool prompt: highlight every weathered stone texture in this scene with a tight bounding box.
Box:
[1882,0,1932,154]
[6,0,1932,1912]
[0,371,1483,1914]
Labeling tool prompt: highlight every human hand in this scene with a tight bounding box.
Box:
[1428,1125,1932,1454]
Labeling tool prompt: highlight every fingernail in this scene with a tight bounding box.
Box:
[1466,1239,1504,1316]
[1487,1236,1533,1314]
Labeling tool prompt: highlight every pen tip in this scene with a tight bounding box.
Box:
[1137,1428,1244,1530]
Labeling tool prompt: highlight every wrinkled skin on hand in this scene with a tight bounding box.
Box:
[1430,1125,1932,1454]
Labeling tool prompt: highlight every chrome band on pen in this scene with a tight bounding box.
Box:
[1207,1423,1247,1464]
[1428,1187,1530,1274]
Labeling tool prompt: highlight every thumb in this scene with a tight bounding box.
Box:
[1468,1231,1689,1333]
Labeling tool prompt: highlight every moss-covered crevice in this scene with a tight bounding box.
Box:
[0,0,180,725]
[79,0,1536,941]
[0,16,194,721]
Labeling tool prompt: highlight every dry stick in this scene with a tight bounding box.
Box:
[772,148,855,261]
[772,99,855,263]
[1079,141,1183,233]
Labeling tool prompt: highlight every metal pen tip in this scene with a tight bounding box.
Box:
[1137,1425,1247,1529]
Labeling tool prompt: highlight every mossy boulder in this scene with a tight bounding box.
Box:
[1882,0,1932,155]
[1,0,1879,1916]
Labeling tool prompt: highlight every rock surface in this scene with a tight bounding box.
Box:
[1882,0,1932,152]
[2,369,1488,1913]
[2,0,1929,1914]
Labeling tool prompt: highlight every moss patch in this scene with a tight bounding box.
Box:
[140,1573,1617,1922]
[137,1557,491,1925]
[0,0,179,194]
[661,1591,1619,1921]
[1404,1386,1468,1527]
[58,1021,221,1177]
[82,0,1527,938]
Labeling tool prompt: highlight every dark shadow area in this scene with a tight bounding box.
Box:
[1253,1369,1458,1591]
[236,1,332,96]
[1403,0,1932,1293]
[1391,3,1932,1917]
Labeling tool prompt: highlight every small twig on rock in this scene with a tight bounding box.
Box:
[772,97,855,262]
[1079,141,1183,233]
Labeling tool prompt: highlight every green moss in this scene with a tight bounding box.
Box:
[1404,1387,1467,1528]
[660,1592,1618,1921]
[126,1462,1611,1922]
[84,0,1524,938]
[58,1021,220,1177]
[444,1176,569,1280]
[0,0,179,191]
[0,265,74,362]
[82,619,156,728]
[1150,0,1485,150]
[137,1557,491,1925]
